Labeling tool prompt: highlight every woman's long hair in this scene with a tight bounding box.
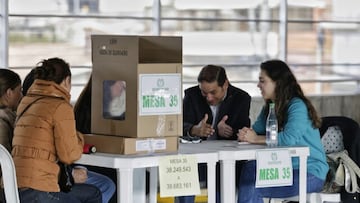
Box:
[73,75,92,134]
[260,59,321,129]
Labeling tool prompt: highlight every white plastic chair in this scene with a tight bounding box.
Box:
[268,192,341,203]
[0,144,20,203]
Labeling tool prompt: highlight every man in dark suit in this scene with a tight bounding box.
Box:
[178,64,251,203]
[183,64,251,140]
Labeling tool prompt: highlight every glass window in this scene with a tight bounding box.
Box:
[5,0,360,102]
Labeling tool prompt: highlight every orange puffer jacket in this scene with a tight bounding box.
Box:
[12,79,84,192]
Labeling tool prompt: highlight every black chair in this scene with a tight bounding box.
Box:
[270,116,360,203]
[320,116,360,203]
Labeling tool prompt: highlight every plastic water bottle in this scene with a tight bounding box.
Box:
[266,103,278,147]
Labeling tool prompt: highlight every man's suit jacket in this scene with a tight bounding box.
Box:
[183,84,251,140]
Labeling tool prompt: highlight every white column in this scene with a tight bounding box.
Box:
[0,0,9,68]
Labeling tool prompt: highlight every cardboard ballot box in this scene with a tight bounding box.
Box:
[91,35,183,138]
[84,134,179,155]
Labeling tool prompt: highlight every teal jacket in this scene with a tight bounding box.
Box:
[252,97,329,180]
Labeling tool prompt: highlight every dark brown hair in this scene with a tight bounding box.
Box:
[0,69,21,98]
[33,57,71,84]
[260,59,321,129]
[73,75,92,134]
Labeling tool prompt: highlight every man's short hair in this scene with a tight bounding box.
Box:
[197,64,228,87]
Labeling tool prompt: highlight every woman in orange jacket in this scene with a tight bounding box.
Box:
[12,57,101,203]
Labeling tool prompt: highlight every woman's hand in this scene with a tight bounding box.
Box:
[237,127,249,142]
[237,127,264,144]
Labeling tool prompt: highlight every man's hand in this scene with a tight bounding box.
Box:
[217,115,233,138]
[191,114,215,137]
[72,168,88,183]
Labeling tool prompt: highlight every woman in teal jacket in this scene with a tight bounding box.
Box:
[237,59,328,203]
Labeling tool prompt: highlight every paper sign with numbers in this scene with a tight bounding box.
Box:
[158,155,200,197]
[255,149,293,188]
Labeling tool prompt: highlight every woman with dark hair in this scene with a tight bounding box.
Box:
[74,75,92,134]
[23,71,115,203]
[0,69,22,152]
[0,68,22,203]
[12,58,101,203]
[237,59,328,202]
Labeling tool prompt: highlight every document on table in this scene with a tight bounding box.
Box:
[158,155,201,197]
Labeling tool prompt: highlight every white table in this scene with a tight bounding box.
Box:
[183,141,310,203]
[77,141,309,203]
[76,148,219,203]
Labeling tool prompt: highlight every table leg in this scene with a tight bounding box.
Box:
[298,155,307,203]
[148,167,158,203]
[119,168,133,203]
[207,161,217,203]
[133,168,146,203]
[221,160,236,203]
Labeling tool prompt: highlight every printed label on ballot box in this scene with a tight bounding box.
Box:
[139,73,181,116]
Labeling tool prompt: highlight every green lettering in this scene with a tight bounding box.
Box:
[274,168,279,180]
[267,168,279,180]
[154,96,160,107]
[259,168,279,180]
[149,95,155,107]
[142,95,166,108]
[259,169,266,180]
[268,168,272,180]
[160,96,165,107]
[143,96,149,108]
